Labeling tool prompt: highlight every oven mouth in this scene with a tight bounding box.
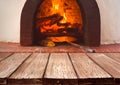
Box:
[20,0,100,47]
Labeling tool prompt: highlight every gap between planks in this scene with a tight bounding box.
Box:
[0,53,31,85]
[43,53,78,85]
[87,53,120,79]
[1,53,120,85]
[8,53,49,85]
[69,53,113,84]
[0,53,13,62]
[44,53,77,79]
[104,53,120,63]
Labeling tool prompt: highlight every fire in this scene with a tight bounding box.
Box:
[40,24,58,33]
[61,13,67,23]
[52,0,60,13]
[46,36,77,42]
[52,3,59,11]
[52,0,67,23]
[36,0,83,43]
[37,0,69,34]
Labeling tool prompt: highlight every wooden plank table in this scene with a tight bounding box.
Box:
[0,53,119,85]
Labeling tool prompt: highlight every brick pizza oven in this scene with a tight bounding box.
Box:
[20,0,100,46]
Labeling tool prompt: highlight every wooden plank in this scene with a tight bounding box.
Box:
[89,53,120,84]
[44,53,77,79]
[0,53,12,61]
[0,53,31,85]
[44,53,78,85]
[104,53,120,63]
[69,53,112,84]
[69,53,111,78]
[8,53,49,85]
[87,53,120,78]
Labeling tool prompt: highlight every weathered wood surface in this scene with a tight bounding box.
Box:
[8,53,49,85]
[69,53,112,84]
[0,53,12,61]
[97,53,120,84]
[0,53,120,85]
[0,53,31,85]
[44,53,77,79]
[70,53,111,78]
[87,53,120,78]
[44,53,78,85]
[104,53,120,63]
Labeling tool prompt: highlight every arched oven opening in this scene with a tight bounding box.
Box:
[20,0,100,47]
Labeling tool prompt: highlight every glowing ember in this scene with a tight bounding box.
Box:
[46,36,77,42]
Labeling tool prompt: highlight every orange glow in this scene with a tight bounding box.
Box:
[52,0,67,23]
[46,36,77,42]
[41,24,59,33]
[36,0,83,42]
[52,3,59,11]
[60,13,67,23]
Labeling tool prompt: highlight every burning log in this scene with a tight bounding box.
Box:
[37,14,62,21]
[36,13,82,33]
[57,22,71,27]
[36,13,63,26]
[58,27,79,33]
[40,32,80,38]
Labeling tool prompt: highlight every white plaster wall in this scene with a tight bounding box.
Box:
[0,0,120,44]
[0,0,26,42]
[96,0,120,44]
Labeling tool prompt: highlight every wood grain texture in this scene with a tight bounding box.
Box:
[0,53,31,78]
[69,53,111,79]
[0,53,13,84]
[87,53,120,78]
[10,53,49,79]
[0,53,12,61]
[8,53,49,84]
[104,53,120,63]
[44,53,77,79]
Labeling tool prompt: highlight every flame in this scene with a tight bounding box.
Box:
[52,0,60,13]
[52,0,67,23]
[38,0,68,33]
[61,13,67,23]
[63,13,67,20]
[53,4,59,10]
